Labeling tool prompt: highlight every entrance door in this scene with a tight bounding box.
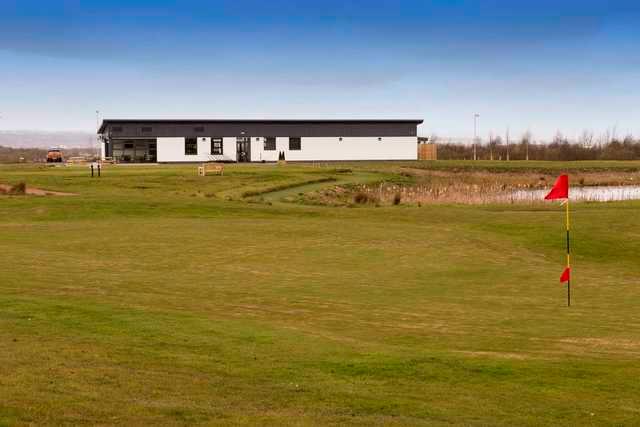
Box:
[147,141,157,162]
[236,137,251,162]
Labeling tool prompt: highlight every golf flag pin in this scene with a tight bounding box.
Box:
[545,174,572,306]
[544,174,569,200]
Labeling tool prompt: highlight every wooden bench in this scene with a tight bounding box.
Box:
[66,156,89,165]
[198,163,224,176]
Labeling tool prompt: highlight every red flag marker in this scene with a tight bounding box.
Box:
[545,174,569,200]
[545,174,572,306]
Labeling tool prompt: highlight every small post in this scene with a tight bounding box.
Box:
[91,163,94,177]
[98,163,101,177]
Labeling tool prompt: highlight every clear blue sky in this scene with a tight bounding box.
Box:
[1,0,639,140]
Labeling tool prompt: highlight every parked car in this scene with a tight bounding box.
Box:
[46,147,63,163]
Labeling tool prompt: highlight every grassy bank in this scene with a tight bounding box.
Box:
[1,162,639,425]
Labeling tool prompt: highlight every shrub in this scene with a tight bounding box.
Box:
[9,182,26,195]
[334,168,352,174]
[353,191,379,205]
[354,191,369,204]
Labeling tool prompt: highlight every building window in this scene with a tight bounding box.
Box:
[378,137,382,141]
[185,137,198,155]
[289,137,301,151]
[124,143,134,149]
[112,126,123,133]
[211,137,223,155]
[194,126,204,133]
[339,137,343,142]
[141,127,152,133]
[264,137,276,151]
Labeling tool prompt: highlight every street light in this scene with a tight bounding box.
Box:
[473,113,480,161]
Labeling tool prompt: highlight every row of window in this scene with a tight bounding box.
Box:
[185,137,222,155]
[113,126,203,133]
[111,126,384,143]
[119,142,156,153]
[184,137,302,155]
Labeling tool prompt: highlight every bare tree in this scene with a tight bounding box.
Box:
[521,130,532,161]
[553,131,565,144]
[434,131,639,161]
[579,130,594,148]
[505,127,510,161]
[488,133,502,161]
[488,132,494,160]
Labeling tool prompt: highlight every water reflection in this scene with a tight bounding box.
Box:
[510,186,640,202]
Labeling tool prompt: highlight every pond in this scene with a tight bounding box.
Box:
[510,186,640,203]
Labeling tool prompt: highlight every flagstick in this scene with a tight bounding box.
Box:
[566,199,571,307]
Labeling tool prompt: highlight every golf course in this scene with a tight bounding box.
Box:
[1,161,639,426]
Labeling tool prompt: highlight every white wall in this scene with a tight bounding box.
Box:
[253,136,418,162]
[250,138,264,162]
[222,138,236,161]
[155,136,417,162]
[157,137,236,162]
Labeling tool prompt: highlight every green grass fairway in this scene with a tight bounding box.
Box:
[1,162,639,425]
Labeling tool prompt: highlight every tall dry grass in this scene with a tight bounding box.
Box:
[303,169,640,206]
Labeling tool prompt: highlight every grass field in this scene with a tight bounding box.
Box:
[1,161,639,425]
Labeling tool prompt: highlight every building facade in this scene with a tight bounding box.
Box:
[98,119,423,163]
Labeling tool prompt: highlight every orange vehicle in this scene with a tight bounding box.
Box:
[46,147,63,163]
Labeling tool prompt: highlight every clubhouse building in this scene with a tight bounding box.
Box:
[98,119,423,163]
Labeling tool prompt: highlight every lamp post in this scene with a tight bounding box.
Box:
[473,113,480,161]
[95,110,100,158]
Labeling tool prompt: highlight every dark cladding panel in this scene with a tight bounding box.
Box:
[99,120,421,138]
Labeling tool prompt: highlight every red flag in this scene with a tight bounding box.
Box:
[545,174,569,200]
[560,267,571,283]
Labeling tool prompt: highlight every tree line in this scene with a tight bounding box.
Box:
[434,133,640,161]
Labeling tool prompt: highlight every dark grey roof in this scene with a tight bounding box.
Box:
[98,119,423,135]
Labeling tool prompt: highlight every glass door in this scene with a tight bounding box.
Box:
[236,137,251,162]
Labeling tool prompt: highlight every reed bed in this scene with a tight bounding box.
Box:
[349,182,545,205]
[300,169,640,206]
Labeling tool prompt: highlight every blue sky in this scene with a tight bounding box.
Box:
[1,0,639,140]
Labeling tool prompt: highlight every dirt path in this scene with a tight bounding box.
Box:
[258,172,382,202]
[0,184,76,196]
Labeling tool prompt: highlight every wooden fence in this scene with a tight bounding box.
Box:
[418,143,438,160]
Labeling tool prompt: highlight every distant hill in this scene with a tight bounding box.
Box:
[0,130,98,149]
